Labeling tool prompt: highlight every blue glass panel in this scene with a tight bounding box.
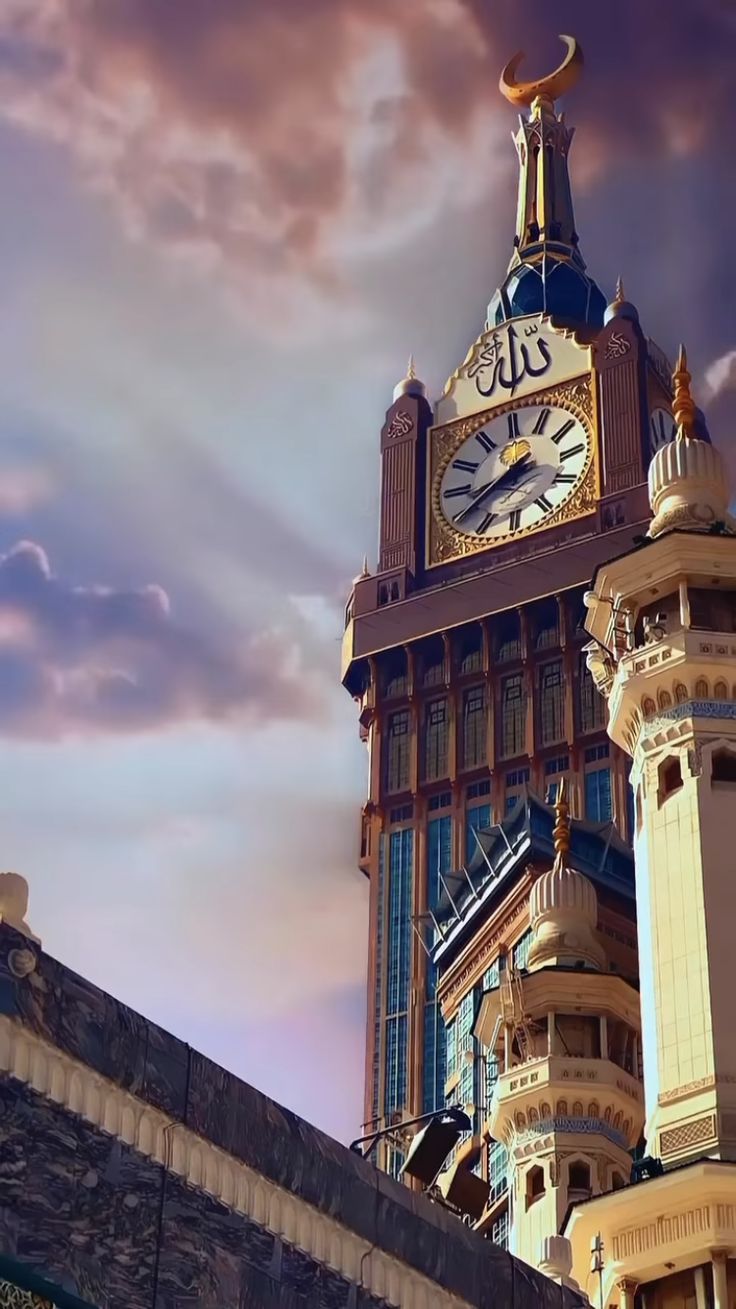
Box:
[585,767,613,822]
[384,830,413,1118]
[465,804,491,860]
[426,816,452,999]
[513,928,533,971]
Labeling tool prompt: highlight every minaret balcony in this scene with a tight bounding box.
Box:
[488,1054,644,1153]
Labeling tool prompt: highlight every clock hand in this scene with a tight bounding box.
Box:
[452,452,535,525]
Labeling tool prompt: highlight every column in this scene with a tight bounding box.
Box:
[547,1011,556,1056]
[616,1278,638,1309]
[694,1265,708,1309]
[711,1250,729,1309]
[679,579,691,629]
[599,1014,608,1061]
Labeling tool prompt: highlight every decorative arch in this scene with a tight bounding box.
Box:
[695,677,709,699]
[642,696,656,718]
[567,1158,592,1200]
[658,754,683,804]
[712,747,736,784]
[556,1099,568,1116]
[674,682,688,704]
[658,689,672,709]
[572,1100,583,1118]
[714,679,728,700]
[525,1164,546,1210]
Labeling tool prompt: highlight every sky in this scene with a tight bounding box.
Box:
[0,1,734,1143]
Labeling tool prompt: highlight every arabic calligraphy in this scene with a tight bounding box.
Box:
[386,410,413,440]
[467,323,553,399]
[605,330,631,360]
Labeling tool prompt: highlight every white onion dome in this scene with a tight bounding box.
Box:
[527,781,605,971]
[604,276,639,325]
[393,355,427,402]
[648,345,734,538]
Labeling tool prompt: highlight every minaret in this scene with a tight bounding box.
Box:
[475,781,643,1267]
[489,35,606,328]
[584,347,736,1168]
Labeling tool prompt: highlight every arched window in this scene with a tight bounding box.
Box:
[462,686,487,769]
[534,599,559,651]
[658,756,683,804]
[714,679,728,701]
[420,637,445,688]
[385,711,411,792]
[712,750,736,784]
[458,627,483,675]
[674,683,688,704]
[382,651,408,699]
[568,1160,592,1202]
[539,661,565,746]
[496,613,521,663]
[642,697,656,718]
[579,652,607,733]
[695,677,709,699]
[526,1165,546,1209]
[658,689,672,709]
[500,674,526,758]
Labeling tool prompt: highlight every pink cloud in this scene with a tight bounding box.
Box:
[0,539,328,736]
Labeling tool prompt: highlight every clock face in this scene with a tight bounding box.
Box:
[649,407,677,454]
[438,403,591,543]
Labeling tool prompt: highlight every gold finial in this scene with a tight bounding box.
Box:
[552,776,571,869]
[361,554,369,577]
[500,34,583,112]
[672,343,697,440]
[614,276,625,305]
[407,354,416,380]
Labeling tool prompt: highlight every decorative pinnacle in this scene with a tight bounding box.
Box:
[361,554,369,577]
[407,354,416,380]
[614,276,625,305]
[672,343,697,441]
[552,776,571,868]
[500,35,583,112]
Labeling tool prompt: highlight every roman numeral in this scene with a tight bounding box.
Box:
[507,412,520,440]
[509,509,522,532]
[532,408,551,435]
[551,418,576,445]
[534,494,553,513]
[444,483,472,499]
[452,458,479,473]
[476,430,496,453]
[560,442,585,463]
[553,471,576,484]
[477,511,496,534]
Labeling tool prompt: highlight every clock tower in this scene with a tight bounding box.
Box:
[342,36,686,1166]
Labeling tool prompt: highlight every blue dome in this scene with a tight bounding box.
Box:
[488,257,606,331]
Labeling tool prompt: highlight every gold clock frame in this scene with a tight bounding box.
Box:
[426,372,599,567]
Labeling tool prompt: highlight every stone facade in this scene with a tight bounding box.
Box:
[0,922,585,1309]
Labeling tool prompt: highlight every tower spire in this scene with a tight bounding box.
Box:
[672,343,697,440]
[488,36,606,329]
[552,775,571,870]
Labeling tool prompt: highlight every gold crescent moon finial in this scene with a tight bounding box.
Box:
[500,34,583,110]
[552,775,571,869]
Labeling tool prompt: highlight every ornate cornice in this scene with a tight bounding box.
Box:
[0,1016,470,1309]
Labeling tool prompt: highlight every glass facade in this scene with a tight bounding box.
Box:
[500,674,526,758]
[539,660,565,745]
[385,711,410,793]
[465,803,491,860]
[585,767,613,822]
[462,686,487,770]
[424,816,452,1112]
[579,652,607,732]
[423,699,449,781]
[384,828,414,1116]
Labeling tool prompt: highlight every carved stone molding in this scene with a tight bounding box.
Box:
[0,1016,465,1309]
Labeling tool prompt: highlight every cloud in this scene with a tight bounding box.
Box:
[0,0,732,321]
[0,538,328,737]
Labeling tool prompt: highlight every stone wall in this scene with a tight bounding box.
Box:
[0,923,586,1308]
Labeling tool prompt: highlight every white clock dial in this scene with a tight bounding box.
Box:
[650,407,677,454]
[439,403,590,542]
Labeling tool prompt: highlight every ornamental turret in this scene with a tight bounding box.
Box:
[474,782,643,1270]
[584,349,736,1170]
